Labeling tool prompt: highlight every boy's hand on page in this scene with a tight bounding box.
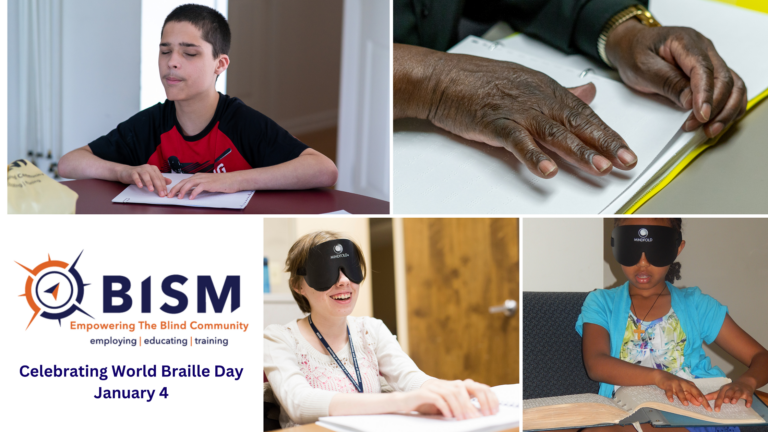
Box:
[705,378,756,411]
[606,20,748,139]
[653,371,711,411]
[394,44,638,179]
[117,164,172,197]
[167,172,241,200]
[411,379,499,420]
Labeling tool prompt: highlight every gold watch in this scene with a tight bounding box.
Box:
[597,4,661,69]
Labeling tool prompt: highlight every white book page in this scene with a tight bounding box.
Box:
[492,383,522,407]
[394,37,688,214]
[317,385,520,432]
[318,405,519,432]
[524,393,623,411]
[601,129,707,214]
[111,173,254,210]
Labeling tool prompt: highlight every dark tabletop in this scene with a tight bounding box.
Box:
[62,179,389,215]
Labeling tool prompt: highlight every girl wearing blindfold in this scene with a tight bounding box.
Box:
[264,231,499,429]
[575,218,768,432]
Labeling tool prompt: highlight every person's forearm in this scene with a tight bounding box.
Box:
[393,44,447,120]
[234,151,337,191]
[58,147,126,181]
[737,350,768,391]
[585,352,663,386]
[328,392,404,416]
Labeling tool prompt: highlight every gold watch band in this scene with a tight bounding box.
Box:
[597,4,661,69]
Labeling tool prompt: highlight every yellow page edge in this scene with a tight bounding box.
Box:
[625,87,768,214]
[708,0,768,14]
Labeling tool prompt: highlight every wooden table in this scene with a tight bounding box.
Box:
[62,179,389,214]
[758,390,768,405]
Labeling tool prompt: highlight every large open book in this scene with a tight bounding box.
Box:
[523,378,768,431]
[393,0,768,214]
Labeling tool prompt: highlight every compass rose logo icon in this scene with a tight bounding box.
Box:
[16,250,93,329]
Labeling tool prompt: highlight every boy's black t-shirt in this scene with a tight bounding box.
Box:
[88,93,309,174]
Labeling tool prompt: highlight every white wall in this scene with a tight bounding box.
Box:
[263,218,299,294]
[61,0,141,156]
[522,218,604,292]
[335,0,391,201]
[7,0,140,165]
[7,0,21,162]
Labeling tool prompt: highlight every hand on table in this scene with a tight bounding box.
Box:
[653,371,711,411]
[606,20,748,138]
[400,379,499,420]
[117,164,172,197]
[394,44,638,179]
[705,378,756,412]
[167,172,242,200]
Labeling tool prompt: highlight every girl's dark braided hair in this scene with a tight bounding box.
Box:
[614,218,682,283]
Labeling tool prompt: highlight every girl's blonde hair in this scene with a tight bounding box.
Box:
[285,231,367,313]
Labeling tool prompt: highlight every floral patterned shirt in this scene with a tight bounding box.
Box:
[615,307,694,393]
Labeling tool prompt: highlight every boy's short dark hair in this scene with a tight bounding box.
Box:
[162,4,231,59]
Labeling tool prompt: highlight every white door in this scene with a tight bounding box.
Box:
[335,0,390,203]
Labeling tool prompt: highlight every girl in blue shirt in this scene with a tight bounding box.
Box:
[576,218,768,432]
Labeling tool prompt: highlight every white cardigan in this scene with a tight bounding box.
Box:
[264,316,434,428]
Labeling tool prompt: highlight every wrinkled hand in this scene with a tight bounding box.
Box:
[421,53,638,178]
[705,378,756,412]
[167,172,242,200]
[606,20,748,138]
[117,164,172,197]
[654,371,711,411]
[402,379,499,420]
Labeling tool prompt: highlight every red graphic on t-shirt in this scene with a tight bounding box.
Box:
[147,122,252,174]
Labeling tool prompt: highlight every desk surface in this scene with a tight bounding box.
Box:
[637,98,768,214]
[62,179,389,215]
[280,424,519,432]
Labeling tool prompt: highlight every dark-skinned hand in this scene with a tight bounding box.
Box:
[394,44,638,179]
[705,377,756,412]
[653,371,712,411]
[606,19,748,139]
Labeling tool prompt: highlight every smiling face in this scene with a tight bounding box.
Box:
[295,270,359,318]
[618,218,685,293]
[159,21,228,102]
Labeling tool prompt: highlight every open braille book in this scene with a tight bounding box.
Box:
[523,378,768,431]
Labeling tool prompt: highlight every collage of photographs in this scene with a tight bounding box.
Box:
[3,0,768,432]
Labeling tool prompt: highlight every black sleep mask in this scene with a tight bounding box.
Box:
[611,225,682,267]
[296,239,363,291]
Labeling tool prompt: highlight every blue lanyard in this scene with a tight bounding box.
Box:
[308,315,363,393]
